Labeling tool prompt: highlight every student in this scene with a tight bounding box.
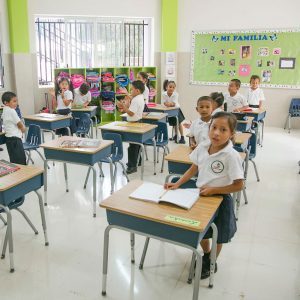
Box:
[162,80,185,144]
[137,72,150,104]
[116,80,145,174]
[50,77,74,135]
[73,83,91,107]
[189,96,213,149]
[165,112,244,279]
[246,75,265,108]
[224,79,248,112]
[210,92,224,116]
[1,91,26,164]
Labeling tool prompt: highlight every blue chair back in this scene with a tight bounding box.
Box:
[76,113,91,134]
[248,132,257,159]
[102,132,123,160]
[26,124,42,146]
[289,98,300,116]
[155,121,168,144]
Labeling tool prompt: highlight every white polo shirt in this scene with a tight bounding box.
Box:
[189,140,244,188]
[211,107,223,116]
[127,94,144,122]
[57,90,73,110]
[224,92,248,112]
[143,85,149,104]
[246,88,265,106]
[189,118,210,144]
[162,91,180,107]
[73,88,91,106]
[2,106,22,138]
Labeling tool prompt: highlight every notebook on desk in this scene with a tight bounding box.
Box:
[60,139,101,148]
[129,182,199,210]
[0,160,20,177]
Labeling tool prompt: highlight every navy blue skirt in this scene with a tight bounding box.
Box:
[203,194,237,244]
[168,108,185,125]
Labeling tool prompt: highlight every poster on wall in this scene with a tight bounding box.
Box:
[190,29,300,89]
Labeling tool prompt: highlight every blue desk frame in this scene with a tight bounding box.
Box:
[43,141,113,217]
[0,170,48,272]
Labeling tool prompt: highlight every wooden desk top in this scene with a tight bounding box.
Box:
[243,108,266,114]
[0,164,43,192]
[71,105,97,112]
[121,112,168,121]
[40,136,113,154]
[99,121,157,134]
[24,113,71,122]
[237,116,254,124]
[234,132,251,145]
[100,180,222,232]
[149,104,179,111]
[166,145,246,165]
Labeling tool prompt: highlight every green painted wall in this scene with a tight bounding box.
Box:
[7,0,30,53]
[161,0,178,52]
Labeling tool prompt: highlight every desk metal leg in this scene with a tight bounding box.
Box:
[101,225,111,296]
[66,127,71,136]
[84,166,92,189]
[107,157,114,194]
[153,138,157,175]
[130,232,135,263]
[63,163,69,192]
[0,214,7,225]
[44,159,48,206]
[90,118,94,138]
[141,145,145,180]
[34,190,49,246]
[139,237,150,269]
[176,116,179,143]
[187,253,196,284]
[91,166,97,217]
[0,205,14,272]
[209,223,218,288]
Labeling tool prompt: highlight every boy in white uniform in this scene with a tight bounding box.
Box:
[117,80,145,174]
[245,75,265,108]
[189,96,213,149]
[1,92,26,164]
[224,79,248,112]
[73,83,91,107]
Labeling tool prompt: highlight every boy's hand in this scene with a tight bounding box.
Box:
[164,182,179,190]
[200,186,215,196]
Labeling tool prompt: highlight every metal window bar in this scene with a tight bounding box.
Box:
[0,41,4,88]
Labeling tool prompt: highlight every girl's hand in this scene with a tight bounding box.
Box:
[200,186,215,196]
[183,122,191,129]
[190,142,197,150]
[233,108,240,112]
[116,101,124,109]
[164,182,179,190]
[49,88,55,97]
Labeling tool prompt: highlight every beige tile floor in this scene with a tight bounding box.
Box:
[0,127,299,300]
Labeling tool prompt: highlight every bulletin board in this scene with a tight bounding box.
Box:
[190,29,300,89]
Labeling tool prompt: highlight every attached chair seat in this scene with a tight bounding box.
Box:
[0,197,25,212]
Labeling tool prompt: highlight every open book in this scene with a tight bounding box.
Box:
[129,182,199,210]
[60,139,101,148]
[0,160,20,177]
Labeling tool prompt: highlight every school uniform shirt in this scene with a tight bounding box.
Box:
[189,140,244,188]
[127,94,145,122]
[2,106,22,138]
[73,88,91,106]
[189,118,210,144]
[57,90,73,110]
[224,92,248,112]
[162,91,180,107]
[211,107,223,116]
[246,88,265,106]
[143,85,149,104]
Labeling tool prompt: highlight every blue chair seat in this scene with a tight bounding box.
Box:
[0,197,25,212]
[100,154,123,164]
[23,143,39,151]
[144,139,168,147]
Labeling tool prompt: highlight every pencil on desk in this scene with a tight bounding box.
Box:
[159,189,168,199]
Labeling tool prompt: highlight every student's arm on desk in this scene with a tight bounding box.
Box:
[200,179,243,196]
[164,164,199,190]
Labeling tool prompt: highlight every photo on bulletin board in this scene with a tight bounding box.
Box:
[190,29,300,89]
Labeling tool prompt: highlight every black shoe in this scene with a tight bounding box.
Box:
[126,167,137,174]
[178,136,186,144]
[169,134,177,141]
[200,262,218,279]
[0,147,3,152]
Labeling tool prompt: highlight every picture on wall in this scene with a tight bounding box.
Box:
[190,29,300,88]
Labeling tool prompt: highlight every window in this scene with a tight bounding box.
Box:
[35,17,152,86]
[0,40,4,88]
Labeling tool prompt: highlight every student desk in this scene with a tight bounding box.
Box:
[100,180,223,300]
[24,113,72,140]
[0,165,48,272]
[41,136,113,217]
[120,112,168,124]
[148,104,180,142]
[71,106,98,138]
[99,122,157,179]
[236,116,254,132]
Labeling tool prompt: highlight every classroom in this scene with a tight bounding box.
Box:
[0,0,299,299]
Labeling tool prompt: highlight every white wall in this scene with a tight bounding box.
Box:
[177,0,300,128]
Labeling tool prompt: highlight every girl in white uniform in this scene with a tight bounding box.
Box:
[245,75,265,109]
[165,111,244,279]
[137,72,150,105]
[210,92,224,116]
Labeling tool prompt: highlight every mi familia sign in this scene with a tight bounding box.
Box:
[212,33,278,42]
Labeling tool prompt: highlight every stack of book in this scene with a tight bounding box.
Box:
[59,139,101,148]
[0,160,20,177]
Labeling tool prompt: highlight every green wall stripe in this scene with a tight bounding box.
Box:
[7,0,30,53]
[161,0,178,52]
